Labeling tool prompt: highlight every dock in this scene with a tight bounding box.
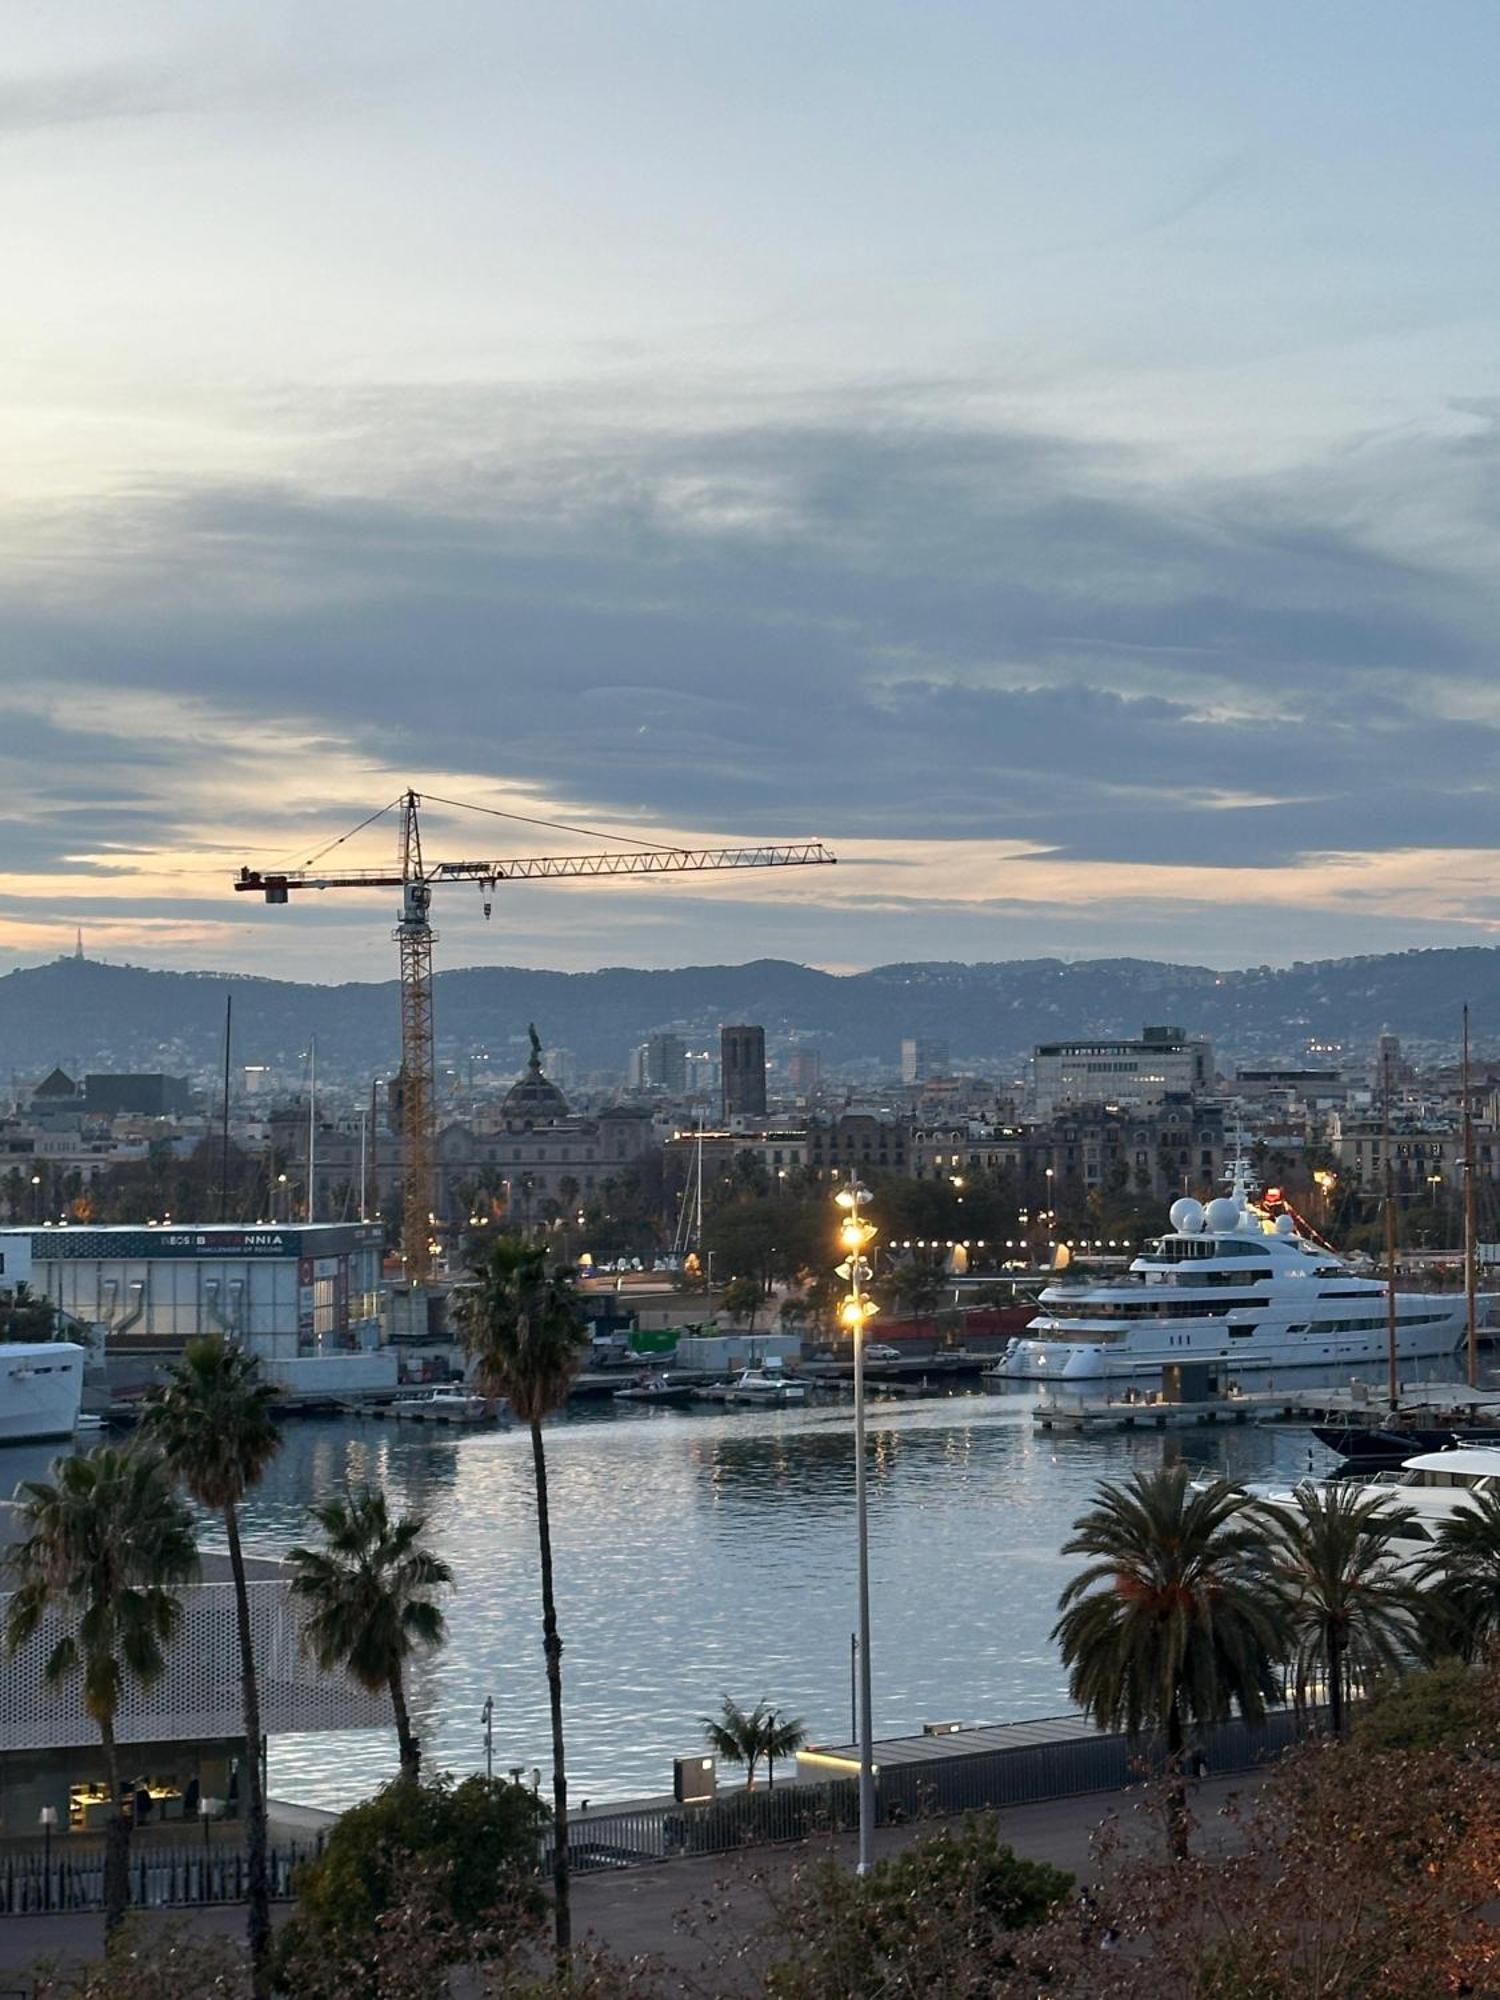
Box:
[1031,1377,1500,1435]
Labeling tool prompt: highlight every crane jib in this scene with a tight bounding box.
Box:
[234,844,835,898]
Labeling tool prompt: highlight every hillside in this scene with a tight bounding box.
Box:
[1,948,1498,1082]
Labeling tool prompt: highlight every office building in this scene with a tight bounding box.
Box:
[1030,1024,1213,1115]
[900,1037,950,1085]
[720,1025,767,1120]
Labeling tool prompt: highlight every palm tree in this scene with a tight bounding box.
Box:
[1053,1465,1289,1858]
[1256,1484,1419,1737]
[4,1447,198,1933]
[1417,1488,1500,1662]
[142,1336,282,1998]
[700,1697,809,1791]
[455,1237,589,1958]
[286,1488,452,1781]
[762,1707,808,1790]
[702,1696,773,1790]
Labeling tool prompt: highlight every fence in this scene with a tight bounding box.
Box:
[0,1708,1307,1908]
[0,1839,320,1918]
[553,1707,1303,1875]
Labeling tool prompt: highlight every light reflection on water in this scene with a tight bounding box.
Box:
[1,1360,1484,1810]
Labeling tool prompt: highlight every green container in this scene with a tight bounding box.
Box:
[628,1328,678,1356]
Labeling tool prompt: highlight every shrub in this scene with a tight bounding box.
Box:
[276,1773,549,1996]
[761,1815,1073,1998]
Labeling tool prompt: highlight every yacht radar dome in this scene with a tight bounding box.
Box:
[1169,1197,1205,1233]
[1274,1213,1296,1236]
[1203,1196,1241,1233]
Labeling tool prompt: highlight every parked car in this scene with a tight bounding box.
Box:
[863,1344,902,1363]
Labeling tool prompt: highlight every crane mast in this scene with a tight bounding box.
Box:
[236,790,835,1284]
[394,795,438,1284]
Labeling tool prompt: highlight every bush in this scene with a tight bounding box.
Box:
[761,1815,1072,1998]
[276,1774,549,1996]
[1353,1659,1494,1756]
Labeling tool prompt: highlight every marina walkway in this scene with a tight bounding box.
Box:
[0,1772,1256,1990]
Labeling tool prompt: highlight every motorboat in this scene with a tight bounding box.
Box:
[390,1386,496,1424]
[0,1341,85,1443]
[727,1364,807,1406]
[613,1372,696,1408]
[1254,1446,1500,1546]
[993,1166,1463,1387]
[1313,1422,1500,1464]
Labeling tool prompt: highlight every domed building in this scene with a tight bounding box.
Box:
[500,1026,571,1132]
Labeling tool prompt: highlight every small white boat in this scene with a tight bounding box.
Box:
[390,1387,496,1425]
[1253,1445,1500,1546]
[727,1364,807,1406]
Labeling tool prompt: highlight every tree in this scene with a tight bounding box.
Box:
[1053,1465,1288,1857]
[699,1695,806,1792]
[1257,1483,1419,1737]
[721,1274,764,1329]
[886,1255,946,1329]
[4,1447,198,1933]
[1353,1659,1491,1756]
[762,1707,808,1790]
[287,1488,452,1782]
[141,1337,282,1997]
[0,1281,59,1342]
[454,1236,590,1960]
[0,1280,59,1344]
[761,1817,1072,2000]
[276,1773,549,1998]
[1419,1488,1500,1662]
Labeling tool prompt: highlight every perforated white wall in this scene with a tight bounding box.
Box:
[0,1579,388,1751]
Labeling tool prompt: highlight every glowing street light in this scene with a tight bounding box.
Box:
[834,1175,878,1874]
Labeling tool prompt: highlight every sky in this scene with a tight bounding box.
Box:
[3,1,1500,983]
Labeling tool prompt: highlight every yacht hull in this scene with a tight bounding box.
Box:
[0,1342,86,1443]
[995,1312,1464,1384]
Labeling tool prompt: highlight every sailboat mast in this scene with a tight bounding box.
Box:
[307,1036,317,1225]
[1464,1003,1479,1388]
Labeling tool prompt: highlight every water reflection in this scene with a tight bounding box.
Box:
[2,1352,1493,1811]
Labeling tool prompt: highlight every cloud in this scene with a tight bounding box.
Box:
[1,385,1499,973]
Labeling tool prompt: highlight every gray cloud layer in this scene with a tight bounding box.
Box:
[4,385,1499,965]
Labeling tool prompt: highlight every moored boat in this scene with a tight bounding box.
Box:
[0,1341,85,1444]
[727,1363,807,1406]
[993,1169,1463,1387]
[613,1372,695,1408]
[390,1386,497,1424]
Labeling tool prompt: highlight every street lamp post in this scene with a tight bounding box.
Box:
[835,1175,878,1875]
[481,1695,494,1781]
[39,1806,56,1909]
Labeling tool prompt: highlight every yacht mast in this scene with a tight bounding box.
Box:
[1464,1004,1479,1388]
[1382,1081,1399,1412]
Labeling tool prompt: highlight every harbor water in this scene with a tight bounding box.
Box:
[1,1367,1485,1811]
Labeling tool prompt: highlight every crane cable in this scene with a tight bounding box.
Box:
[420,790,689,854]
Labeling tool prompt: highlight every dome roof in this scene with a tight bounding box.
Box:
[502,1028,568,1128]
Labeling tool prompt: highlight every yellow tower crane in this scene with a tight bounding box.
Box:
[236,789,836,1282]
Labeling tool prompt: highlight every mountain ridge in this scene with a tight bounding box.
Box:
[1,947,1497,1080]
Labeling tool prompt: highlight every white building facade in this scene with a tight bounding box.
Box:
[0,1222,393,1398]
[1030,1024,1214,1116]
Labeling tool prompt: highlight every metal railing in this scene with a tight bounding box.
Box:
[1,1708,1307,1908]
[0,1839,320,1917]
[554,1708,1301,1876]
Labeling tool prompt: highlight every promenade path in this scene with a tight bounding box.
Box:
[0,1772,1255,1992]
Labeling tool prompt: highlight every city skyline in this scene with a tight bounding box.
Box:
[3,5,1499,979]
